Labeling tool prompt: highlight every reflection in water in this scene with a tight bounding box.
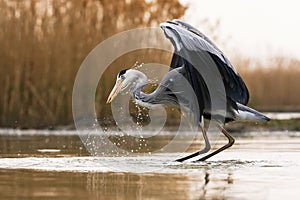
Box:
[84,171,234,199]
[1,130,300,199]
[0,169,234,199]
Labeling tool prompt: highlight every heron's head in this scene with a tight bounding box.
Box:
[106,69,145,103]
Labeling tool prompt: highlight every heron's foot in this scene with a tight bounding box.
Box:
[193,135,235,162]
[175,145,211,162]
[181,125,235,162]
[175,126,211,162]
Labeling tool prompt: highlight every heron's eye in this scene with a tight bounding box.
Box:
[121,75,125,80]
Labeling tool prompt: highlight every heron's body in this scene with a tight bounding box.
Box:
[107,20,269,161]
[126,68,268,123]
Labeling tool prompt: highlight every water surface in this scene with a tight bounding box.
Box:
[0,129,300,199]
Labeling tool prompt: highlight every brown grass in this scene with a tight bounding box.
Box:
[0,0,186,128]
[235,57,300,111]
[1,0,299,129]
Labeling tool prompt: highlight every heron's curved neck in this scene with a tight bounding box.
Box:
[128,69,167,109]
[129,70,148,98]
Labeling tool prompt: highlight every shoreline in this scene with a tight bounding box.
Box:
[1,118,300,133]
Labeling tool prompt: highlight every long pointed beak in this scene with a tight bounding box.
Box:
[106,80,122,103]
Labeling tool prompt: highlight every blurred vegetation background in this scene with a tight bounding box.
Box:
[0,0,299,128]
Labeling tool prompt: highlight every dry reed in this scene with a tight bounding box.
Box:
[1,0,299,129]
[0,0,186,128]
[236,57,300,111]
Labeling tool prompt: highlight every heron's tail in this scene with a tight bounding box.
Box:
[236,103,270,122]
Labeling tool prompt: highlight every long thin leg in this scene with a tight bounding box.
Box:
[176,126,211,162]
[194,124,235,162]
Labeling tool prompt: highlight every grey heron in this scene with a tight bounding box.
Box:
[106,20,269,162]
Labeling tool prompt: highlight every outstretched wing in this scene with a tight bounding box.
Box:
[160,20,249,109]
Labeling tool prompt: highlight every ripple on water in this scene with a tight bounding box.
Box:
[0,154,287,175]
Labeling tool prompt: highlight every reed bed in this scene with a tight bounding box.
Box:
[0,0,185,128]
[235,57,300,111]
[1,0,299,128]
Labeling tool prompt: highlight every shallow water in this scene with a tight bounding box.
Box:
[264,112,300,120]
[0,129,300,199]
